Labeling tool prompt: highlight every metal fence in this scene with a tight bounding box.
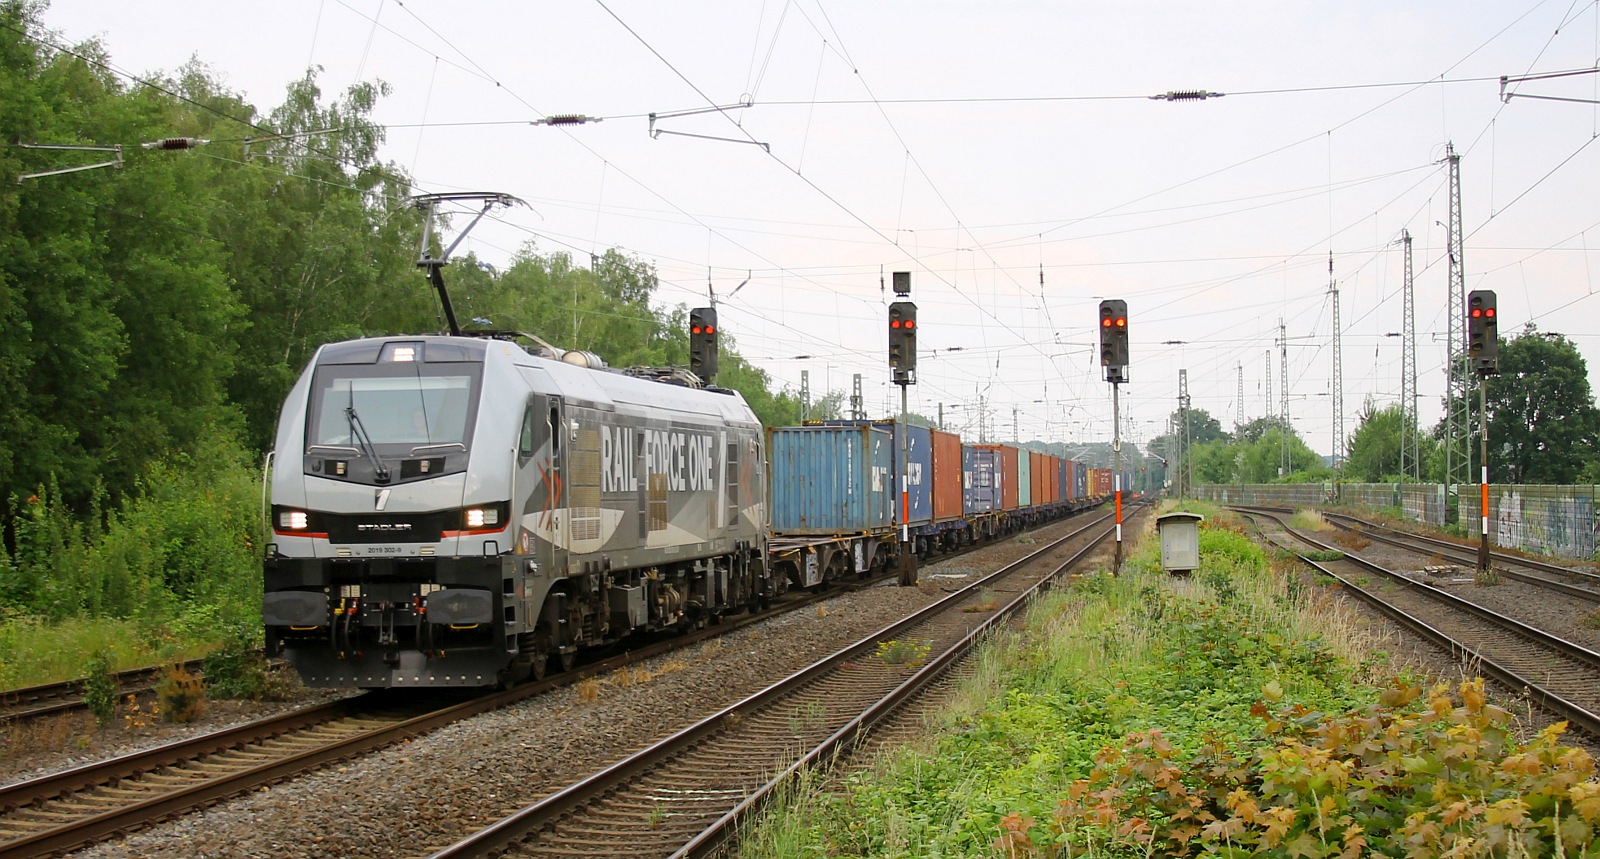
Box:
[1196,482,1598,561]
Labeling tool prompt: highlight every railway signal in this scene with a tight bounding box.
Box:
[1099,299,1128,383]
[888,272,918,587]
[1097,299,1129,571]
[689,306,718,384]
[1465,289,1500,578]
[888,301,917,381]
[1467,290,1498,376]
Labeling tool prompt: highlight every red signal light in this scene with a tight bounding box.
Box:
[691,325,703,334]
[1469,309,1481,318]
[891,319,902,328]
[903,319,914,330]
[1484,309,1494,318]
[1102,318,1112,327]
[705,325,715,334]
[1116,317,1127,327]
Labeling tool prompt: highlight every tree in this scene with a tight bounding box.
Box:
[1166,407,1227,446]
[1234,426,1326,483]
[1344,400,1404,481]
[0,16,243,512]
[1485,326,1600,484]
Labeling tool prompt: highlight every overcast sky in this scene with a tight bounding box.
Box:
[37,0,1600,456]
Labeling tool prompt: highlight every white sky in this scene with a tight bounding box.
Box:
[37,0,1600,456]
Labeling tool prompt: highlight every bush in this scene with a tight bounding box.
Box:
[81,649,117,727]
[155,664,206,723]
[202,624,293,701]
[1051,679,1599,857]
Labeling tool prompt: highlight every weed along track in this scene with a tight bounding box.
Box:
[0,660,207,730]
[1238,507,1600,740]
[427,504,1144,859]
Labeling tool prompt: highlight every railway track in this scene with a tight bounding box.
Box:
[1315,509,1600,603]
[0,508,1109,859]
[1237,507,1600,741]
[0,660,207,729]
[426,504,1142,859]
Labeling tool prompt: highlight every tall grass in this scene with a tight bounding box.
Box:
[737,511,1442,858]
[0,427,264,688]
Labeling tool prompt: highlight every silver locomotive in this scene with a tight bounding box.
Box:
[263,335,769,687]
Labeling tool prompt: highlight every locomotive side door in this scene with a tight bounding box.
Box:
[516,393,568,578]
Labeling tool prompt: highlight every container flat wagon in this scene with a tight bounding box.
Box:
[767,424,897,589]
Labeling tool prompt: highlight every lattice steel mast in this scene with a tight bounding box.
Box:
[1237,361,1245,431]
[1178,369,1192,497]
[1264,349,1272,431]
[1279,319,1289,477]
[1444,143,1470,490]
[1400,229,1420,480]
[1329,254,1344,470]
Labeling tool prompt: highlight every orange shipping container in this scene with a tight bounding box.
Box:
[1000,446,1020,510]
[1036,447,1049,502]
[930,428,964,522]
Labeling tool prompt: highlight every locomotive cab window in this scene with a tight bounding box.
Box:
[304,360,482,481]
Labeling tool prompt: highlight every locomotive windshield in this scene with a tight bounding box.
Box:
[307,363,481,452]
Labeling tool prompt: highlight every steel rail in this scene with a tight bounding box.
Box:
[428,504,1142,859]
[0,508,1108,858]
[1315,510,1600,598]
[1237,508,1600,739]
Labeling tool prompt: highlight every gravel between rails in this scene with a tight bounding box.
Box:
[63,519,1099,859]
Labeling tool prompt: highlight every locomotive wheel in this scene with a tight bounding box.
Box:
[556,650,576,673]
[505,632,548,687]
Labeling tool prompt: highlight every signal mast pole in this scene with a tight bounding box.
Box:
[1467,290,1499,577]
[889,273,918,586]
[1099,300,1129,572]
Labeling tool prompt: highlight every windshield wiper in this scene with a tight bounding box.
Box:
[345,406,392,483]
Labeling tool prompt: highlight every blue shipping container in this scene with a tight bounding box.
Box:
[768,425,893,535]
[1058,457,1070,501]
[814,421,933,527]
[962,445,1001,514]
[1073,460,1088,499]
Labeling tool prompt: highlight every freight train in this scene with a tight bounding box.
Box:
[262,334,1115,689]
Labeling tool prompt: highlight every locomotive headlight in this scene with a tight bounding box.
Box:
[278,509,310,530]
[464,506,499,528]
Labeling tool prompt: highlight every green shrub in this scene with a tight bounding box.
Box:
[202,624,293,700]
[1051,679,1599,857]
[81,649,117,726]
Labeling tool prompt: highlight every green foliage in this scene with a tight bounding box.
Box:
[1051,680,1600,858]
[3,427,262,624]
[1485,325,1600,484]
[80,648,117,726]
[202,623,294,700]
[1344,399,1439,482]
[742,508,1600,858]
[876,639,932,667]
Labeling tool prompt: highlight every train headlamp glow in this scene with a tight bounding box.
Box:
[391,345,416,362]
[278,509,310,530]
[464,507,500,528]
